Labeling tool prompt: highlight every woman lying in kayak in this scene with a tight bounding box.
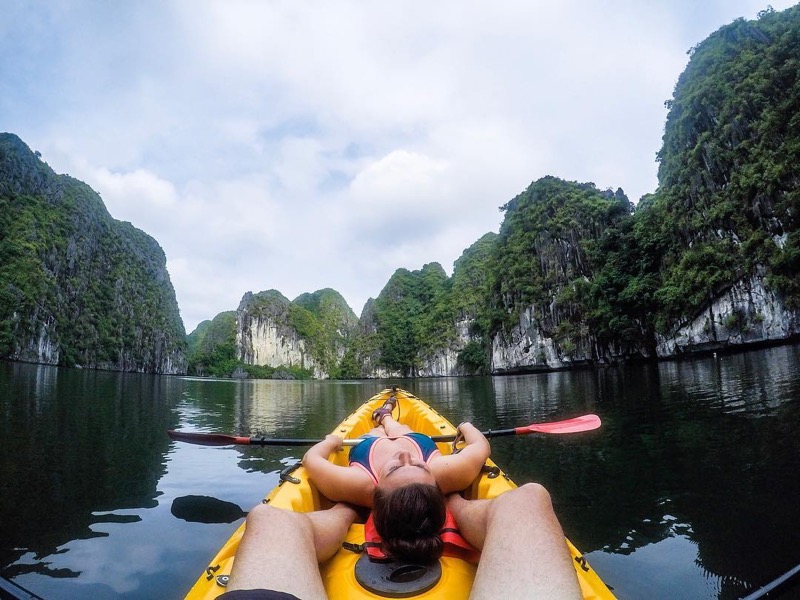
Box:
[225,482,581,600]
[300,396,491,565]
[223,396,582,599]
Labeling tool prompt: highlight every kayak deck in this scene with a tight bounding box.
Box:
[185,388,615,599]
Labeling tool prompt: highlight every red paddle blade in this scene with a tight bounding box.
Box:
[167,430,252,446]
[517,414,601,435]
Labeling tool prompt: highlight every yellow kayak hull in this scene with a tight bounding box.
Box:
[185,388,615,599]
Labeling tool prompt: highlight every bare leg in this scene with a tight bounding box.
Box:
[307,502,358,562]
[449,483,582,600]
[226,502,356,598]
[446,493,491,549]
[379,415,413,438]
[365,426,390,437]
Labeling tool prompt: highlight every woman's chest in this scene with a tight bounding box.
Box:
[369,436,421,468]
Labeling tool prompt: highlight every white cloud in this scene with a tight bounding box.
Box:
[90,168,179,215]
[349,150,450,211]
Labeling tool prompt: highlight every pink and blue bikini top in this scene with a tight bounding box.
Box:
[348,432,440,485]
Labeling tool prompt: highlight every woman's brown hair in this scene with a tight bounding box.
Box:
[372,482,447,565]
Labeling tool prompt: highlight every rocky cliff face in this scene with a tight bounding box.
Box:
[489,271,798,373]
[12,307,60,364]
[490,306,592,373]
[656,272,799,356]
[486,177,635,373]
[0,133,187,374]
[411,316,473,377]
[350,315,472,378]
[230,275,799,379]
[237,291,324,377]
[234,289,358,378]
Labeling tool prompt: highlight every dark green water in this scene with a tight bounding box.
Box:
[1,344,799,599]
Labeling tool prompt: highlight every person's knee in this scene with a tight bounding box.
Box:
[245,503,313,537]
[489,482,553,519]
[516,482,552,505]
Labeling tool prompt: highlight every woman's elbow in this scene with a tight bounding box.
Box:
[302,451,322,472]
[471,440,490,462]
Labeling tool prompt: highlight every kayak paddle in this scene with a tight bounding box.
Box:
[167,414,601,447]
[433,413,603,440]
[165,430,363,447]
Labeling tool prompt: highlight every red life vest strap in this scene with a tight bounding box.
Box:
[363,508,481,564]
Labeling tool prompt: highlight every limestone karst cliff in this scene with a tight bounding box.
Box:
[237,290,327,378]
[187,289,358,379]
[655,272,798,357]
[0,133,187,373]
[487,8,800,373]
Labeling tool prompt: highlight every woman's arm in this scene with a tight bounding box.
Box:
[302,435,375,506]
[430,423,491,494]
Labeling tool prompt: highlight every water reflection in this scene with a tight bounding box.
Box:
[0,363,183,597]
[582,347,800,599]
[1,345,798,599]
[658,345,800,417]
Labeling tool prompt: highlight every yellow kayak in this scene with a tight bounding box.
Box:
[185,388,615,599]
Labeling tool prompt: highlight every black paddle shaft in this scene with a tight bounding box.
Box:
[431,428,517,442]
[248,437,331,446]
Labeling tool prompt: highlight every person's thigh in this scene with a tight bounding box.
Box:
[225,504,327,600]
[470,484,582,600]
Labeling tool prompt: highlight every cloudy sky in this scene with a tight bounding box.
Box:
[3,1,795,333]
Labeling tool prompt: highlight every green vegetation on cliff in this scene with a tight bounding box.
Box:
[371,263,456,376]
[492,177,633,340]
[586,201,663,350]
[292,288,359,377]
[653,6,800,317]
[450,233,499,374]
[187,312,238,377]
[0,134,187,372]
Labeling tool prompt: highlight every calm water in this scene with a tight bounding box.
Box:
[1,345,799,599]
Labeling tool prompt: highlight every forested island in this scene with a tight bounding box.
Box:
[0,135,186,373]
[2,6,798,377]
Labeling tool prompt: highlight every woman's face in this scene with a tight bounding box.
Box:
[377,449,436,491]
